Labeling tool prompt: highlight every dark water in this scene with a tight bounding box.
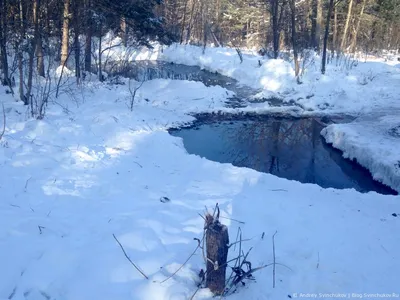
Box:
[170,116,397,195]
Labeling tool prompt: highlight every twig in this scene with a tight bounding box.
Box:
[233,227,241,252]
[198,213,206,221]
[38,225,45,234]
[160,236,203,283]
[212,203,219,219]
[228,238,252,248]
[0,103,5,141]
[24,177,32,192]
[219,216,245,224]
[133,161,143,168]
[272,230,277,288]
[112,233,148,279]
[223,262,292,298]
[238,229,242,266]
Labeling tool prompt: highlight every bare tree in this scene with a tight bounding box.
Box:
[61,0,70,67]
[311,0,322,51]
[34,0,45,77]
[322,0,335,74]
[270,0,287,59]
[350,0,367,53]
[340,0,354,51]
[289,0,299,78]
[72,0,81,82]
[0,0,11,88]
[84,0,92,72]
[17,0,26,103]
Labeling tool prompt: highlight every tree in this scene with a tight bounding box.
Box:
[350,0,367,53]
[322,0,334,74]
[84,0,92,72]
[311,0,322,51]
[61,0,70,67]
[289,0,299,77]
[0,0,11,88]
[72,0,81,81]
[269,0,287,59]
[34,0,45,77]
[340,0,354,51]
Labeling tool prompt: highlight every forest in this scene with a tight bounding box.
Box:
[0,0,399,106]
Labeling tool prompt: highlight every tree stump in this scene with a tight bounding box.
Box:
[205,214,229,295]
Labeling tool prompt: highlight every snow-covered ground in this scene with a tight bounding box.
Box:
[101,35,400,115]
[322,111,400,193]
[1,40,400,299]
[100,39,400,192]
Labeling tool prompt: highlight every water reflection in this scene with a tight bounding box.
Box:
[170,117,396,195]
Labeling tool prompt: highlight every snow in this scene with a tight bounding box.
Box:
[322,112,400,193]
[103,39,400,114]
[1,41,400,299]
[159,44,400,115]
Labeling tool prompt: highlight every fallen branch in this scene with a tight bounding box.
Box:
[112,233,148,279]
[272,230,277,288]
[160,236,203,283]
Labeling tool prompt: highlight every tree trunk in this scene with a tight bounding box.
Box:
[34,0,45,77]
[61,0,70,66]
[120,16,127,47]
[205,213,229,296]
[289,0,299,78]
[18,0,25,104]
[332,2,337,58]
[98,22,103,82]
[321,0,334,74]
[271,0,280,58]
[84,0,92,72]
[185,0,196,44]
[26,0,39,109]
[0,0,10,87]
[179,0,189,44]
[72,0,80,82]
[340,0,354,52]
[311,0,322,51]
[350,0,366,53]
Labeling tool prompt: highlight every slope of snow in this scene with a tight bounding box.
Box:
[321,112,400,193]
[94,36,400,115]
[160,44,400,115]
[1,74,400,300]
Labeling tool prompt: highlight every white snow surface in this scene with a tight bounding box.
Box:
[160,44,400,115]
[1,72,399,300]
[102,37,400,115]
[101,39,400,191]
[1,39,400,299]
[322,112,400,193]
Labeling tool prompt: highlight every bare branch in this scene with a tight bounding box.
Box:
[272,230,278,288]
[160,236,203,283]
[219,216,245,224]
[112,233,148,279]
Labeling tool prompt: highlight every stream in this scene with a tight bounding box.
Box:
[106,60,397,195]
